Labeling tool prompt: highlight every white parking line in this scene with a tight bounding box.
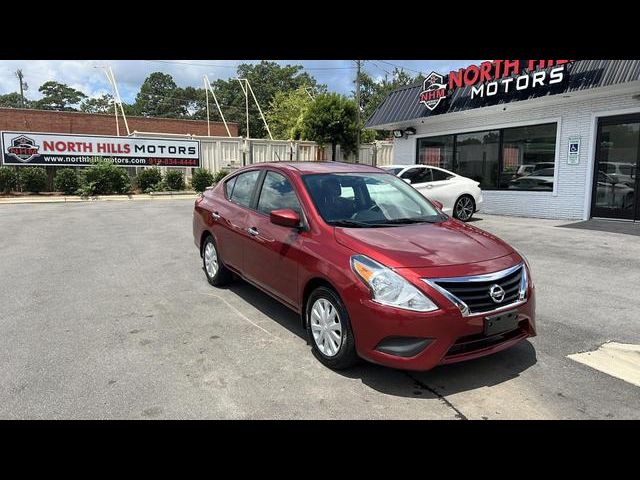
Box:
[568,342,640,388]
[202,292,279,339]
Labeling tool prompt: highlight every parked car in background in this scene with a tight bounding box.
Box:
[600,162,636,187]
[380,164,483,221]
[595,171,635,209]
[193,162,535,371]
[512,162,555,179]
[508,167,555,191]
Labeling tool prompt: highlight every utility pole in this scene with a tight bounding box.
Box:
[15,70,27,108]
[355,60,362,163]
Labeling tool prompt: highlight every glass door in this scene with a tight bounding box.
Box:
[591,114,640,220]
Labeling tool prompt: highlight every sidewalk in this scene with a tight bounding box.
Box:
[0,191,199,204]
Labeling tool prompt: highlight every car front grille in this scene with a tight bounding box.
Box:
[424,263,527,316]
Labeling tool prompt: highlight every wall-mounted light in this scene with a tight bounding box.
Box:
[393,127,416,139]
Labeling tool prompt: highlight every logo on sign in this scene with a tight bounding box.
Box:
[7,135,40,162]
[419,72,447,111]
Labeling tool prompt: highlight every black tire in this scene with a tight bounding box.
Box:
[305,286,359,370]
[453,195,475,221]
[202,235,233,286]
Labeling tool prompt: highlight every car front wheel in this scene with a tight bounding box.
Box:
[202,235,233,286]
[305,287,359,370]
[453,195,475,221]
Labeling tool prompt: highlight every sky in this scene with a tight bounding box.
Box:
[0,60,481,104]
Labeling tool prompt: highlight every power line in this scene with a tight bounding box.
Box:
[143,60,356,71]
[376,60,424,76]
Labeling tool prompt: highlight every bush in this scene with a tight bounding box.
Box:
[81,161,131,196]
[190,168,215,193]
[54,169,79,195]
[164,170,185,191]
[0,167,18,193]
[19,167,48,193]
[137,168,163,193]
[213,169,229,184]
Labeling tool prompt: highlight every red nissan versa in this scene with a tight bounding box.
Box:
[193,162,536,371]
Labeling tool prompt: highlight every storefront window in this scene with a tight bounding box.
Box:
[502,123,557,190]
[416,135,454,170]
[414,122,557,191]
[455,130,500,188]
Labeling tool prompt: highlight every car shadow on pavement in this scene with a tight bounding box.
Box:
[225,278,537,398]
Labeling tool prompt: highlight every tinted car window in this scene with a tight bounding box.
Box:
[230,170,260,207]
[401,167,431,184]
[225,176,237,198]
[257,171,302,214]
[431,168,454,181]
[302,173,441,226]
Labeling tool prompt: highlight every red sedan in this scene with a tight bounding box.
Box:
[193,162,536,371]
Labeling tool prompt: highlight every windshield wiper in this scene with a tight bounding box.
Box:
[376,217,441,225]
[329,219,383,228]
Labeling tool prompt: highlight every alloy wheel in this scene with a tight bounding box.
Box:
[204,241,219,278]
[310,298,343,357]
[455,196,474,221]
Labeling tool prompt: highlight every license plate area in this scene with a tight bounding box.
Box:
[484,310,519,336]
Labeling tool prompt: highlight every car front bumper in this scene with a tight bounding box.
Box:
[344,263,535,371]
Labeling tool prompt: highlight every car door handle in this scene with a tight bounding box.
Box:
[425,184,433,188]
[211,211,221,220]
[247,227,259,236]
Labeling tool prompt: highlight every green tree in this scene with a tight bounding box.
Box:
[180,86,209,120]
[266,87,313,140]
[301,93,358,161]
[0,92,31,109]
[209,61,325,138]
[35,81,87,111]
[357,68,420,140]
[134,72,187,118]
[81,94,115,114]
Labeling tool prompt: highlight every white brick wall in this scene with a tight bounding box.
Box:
[390,87,640,220]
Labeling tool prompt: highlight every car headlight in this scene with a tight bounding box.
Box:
[513,247,534,289]
[350,255,438,312]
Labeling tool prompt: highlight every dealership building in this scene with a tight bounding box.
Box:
[366,60,640,221]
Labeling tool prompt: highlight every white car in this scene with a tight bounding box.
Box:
[381,164,483,221]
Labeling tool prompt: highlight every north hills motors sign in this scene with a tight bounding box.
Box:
[1,132,200,167]
[419,60,572,111]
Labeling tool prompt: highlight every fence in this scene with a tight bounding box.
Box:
[130,132,395,176]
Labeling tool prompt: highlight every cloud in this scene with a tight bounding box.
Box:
[0,60,482,103]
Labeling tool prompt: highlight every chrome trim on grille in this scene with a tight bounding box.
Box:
[423,262,528,317]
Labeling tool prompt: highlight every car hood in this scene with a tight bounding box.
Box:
[334,219,515,268]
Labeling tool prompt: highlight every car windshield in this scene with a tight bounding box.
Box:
[302,172,444,227]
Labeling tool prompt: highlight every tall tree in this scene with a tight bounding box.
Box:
[357,68,420,140]
[80,94,115,114]
[134,72,187,118]
[301,93,358,161]
[266,87,314,140]
[35,81,87,111]
[0,92,30,109]
[208,61,325,138]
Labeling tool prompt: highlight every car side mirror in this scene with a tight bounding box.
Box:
[402,178,412,184]
[270,209,301,228]
[431,200,443,210]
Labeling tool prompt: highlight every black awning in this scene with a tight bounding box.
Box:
[366,60,640,128]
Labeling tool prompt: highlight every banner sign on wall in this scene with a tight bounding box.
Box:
[1,131,200,167]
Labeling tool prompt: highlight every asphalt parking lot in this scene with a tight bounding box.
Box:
[1,199,639,419]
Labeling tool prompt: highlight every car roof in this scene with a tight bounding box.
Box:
[237,162,385,175]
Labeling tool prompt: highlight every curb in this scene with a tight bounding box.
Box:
[0,192,199,205]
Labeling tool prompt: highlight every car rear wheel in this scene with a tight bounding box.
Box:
[202,235,233,286]
[305,287,359,370]
[453,195,475,221]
